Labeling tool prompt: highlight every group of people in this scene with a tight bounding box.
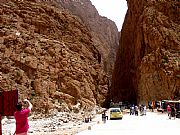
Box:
[167,105,176,119]
[13,99,179,134]
[129,103,177,119]
[130,105,146,116]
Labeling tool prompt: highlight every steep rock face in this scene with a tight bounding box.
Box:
[111,0,180,104]
[0,0,108,113]
[54,0,119,80]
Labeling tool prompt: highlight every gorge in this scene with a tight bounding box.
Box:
[0,0,179,114]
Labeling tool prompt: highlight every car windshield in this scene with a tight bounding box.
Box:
[111,109,120,112]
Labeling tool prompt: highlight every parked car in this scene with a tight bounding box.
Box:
[109,108,123,120]
[176,111,180,118]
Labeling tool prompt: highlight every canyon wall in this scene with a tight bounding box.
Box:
[0,0,109,113]
[55,0,119,80]
[111,0,180,104]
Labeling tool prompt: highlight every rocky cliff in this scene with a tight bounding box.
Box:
[111,0,180,104]
[54,0,119,80]
[0,0,109,113]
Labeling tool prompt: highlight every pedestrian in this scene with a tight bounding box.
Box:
[135,106,138,116]
[130,105,135,115]
[170,105,176,120]
[102,110,106,123]
[130,106,132,115]
[167,105,171,119]
[143,105,147,115]
[139,105,143,116]
[151,101,155,112]
[14,99,33,135]
[148,101,151,110]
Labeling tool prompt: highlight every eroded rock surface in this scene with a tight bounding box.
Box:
[0,0,109,113]
[111,0,180,104]
[53,0,119,80]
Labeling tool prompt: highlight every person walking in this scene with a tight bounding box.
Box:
[170,105,176,120]
[151,101,155,112]
[143,105,147,115]
[14,99,33,135]
[130,105,135,115]
[135,106,138,116]
[102,110,107,123]
[167,105,171,119]
[139,105,143,116]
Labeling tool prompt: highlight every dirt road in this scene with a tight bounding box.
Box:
[77,111,180,135]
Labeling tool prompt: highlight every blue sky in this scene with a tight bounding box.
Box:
[90,0,127,31]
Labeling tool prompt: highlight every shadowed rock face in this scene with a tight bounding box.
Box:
[53,0,119,80]
[111,0,180,104]
[0,0,109,113]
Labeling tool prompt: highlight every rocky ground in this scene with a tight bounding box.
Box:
[2,108,105,135]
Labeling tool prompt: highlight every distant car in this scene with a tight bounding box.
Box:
[110,108,123,120]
